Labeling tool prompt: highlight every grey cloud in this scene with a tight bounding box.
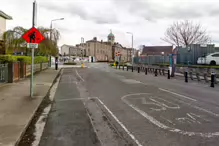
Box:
[112,0,217,21]
[40,2,119,24]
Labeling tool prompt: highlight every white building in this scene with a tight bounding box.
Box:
[0,10,12,40]
[61,44,81,56]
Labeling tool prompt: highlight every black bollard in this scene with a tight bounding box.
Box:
[127,66,128,71]
[116,65,117,69]
[210,72,215,88]
[138,67,140,73]
[55,57,58,70]
[132,66,133,72]
[184,71,188,83]
[168,70,170,79]
[145,68,147,75]
[155,69,158,76]
[123,65,124,70]
[119,65,120,69]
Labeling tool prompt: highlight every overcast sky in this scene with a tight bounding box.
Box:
[1,0,219,48]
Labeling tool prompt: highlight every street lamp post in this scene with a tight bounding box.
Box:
[161,52,164,64]
[81,37,84,59]
[49,18,64,67]
[126,32,134,66]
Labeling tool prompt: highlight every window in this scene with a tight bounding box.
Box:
[212,54,219,57]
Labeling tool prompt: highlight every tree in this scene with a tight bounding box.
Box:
[3,26,60,56]
[161,20,211,47]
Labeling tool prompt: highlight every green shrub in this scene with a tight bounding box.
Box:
[63,62,77,65]
[0,55,48,64]
[0,55,17,63]
[152,63,219,69]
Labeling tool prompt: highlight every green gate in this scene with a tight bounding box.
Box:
[0,64,8,83]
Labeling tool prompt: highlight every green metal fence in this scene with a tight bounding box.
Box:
[0,64,8,83]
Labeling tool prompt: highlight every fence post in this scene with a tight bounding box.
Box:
[196,72,201,82]
[168,70,170,79]
[8,63,14,83]
[138,67,140,73]
[145,68,147,75]
[132,66,133,72]
[204,73,209,83]
[189,71,194,80]
[20,61,24,78]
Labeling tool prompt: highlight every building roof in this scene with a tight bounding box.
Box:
[108,32,114,37]
[141,46,173,55]
[108,30,114,38]
[61,44,75,48]
[0,10,12,20]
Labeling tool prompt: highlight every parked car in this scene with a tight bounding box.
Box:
[197,52,219,65]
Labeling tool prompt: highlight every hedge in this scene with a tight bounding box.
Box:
[63,62,77,65]
[0,55,48,64]
[152,63,219,69]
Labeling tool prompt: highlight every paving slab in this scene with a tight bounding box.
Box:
[0,68,60,146]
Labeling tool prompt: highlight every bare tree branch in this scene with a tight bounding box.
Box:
[161,20,211,47]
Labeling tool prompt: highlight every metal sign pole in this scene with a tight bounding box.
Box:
[30,0,36,98]
[30,47,34,97]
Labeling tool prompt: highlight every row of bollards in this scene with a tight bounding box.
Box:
[115,65,217,88]
[115,65,171,80]
[183,71,216,88]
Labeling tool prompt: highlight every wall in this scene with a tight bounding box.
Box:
[0,17,6,40]
[134,55,169,64]
[86,41,112,61]
[176,44,215,65]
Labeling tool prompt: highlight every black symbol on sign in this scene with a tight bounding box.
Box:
[28,31,36,43]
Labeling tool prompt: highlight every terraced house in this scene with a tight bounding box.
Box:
[0,10,12,54]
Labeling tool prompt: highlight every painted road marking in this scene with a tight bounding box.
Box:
[171,97,219,117]
[75,69,85,82]
[121,93,219,138]
[56,98,89,102]
[159,88,197,102]
[95,97,143,146]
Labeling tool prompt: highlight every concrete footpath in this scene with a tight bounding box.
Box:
[0,68,60,146]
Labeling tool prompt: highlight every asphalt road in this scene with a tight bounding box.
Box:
[39,63,219,146]
[38,68,100,146]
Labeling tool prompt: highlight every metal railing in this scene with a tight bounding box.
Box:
[0,64,8,83]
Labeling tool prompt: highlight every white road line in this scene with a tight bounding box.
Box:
[96,97,143,146]
[159,88,197,102]
[75,69,85,82]
[56,98,88,102]
[121,93,219,138]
